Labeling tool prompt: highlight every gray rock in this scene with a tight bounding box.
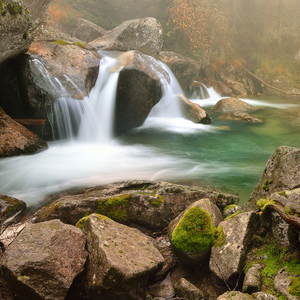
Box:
[273,267,298,300]
[174,278,204,300]
[148,273,175,299]
[243,146,300,212]
[35,180,239,231]
[159,51,201,91]
[217,291,251,300]
[209,212,259,287]
[213,98,258,114]
[178,94,211,124]
[0,107,48,157]
[21,0,50,27]
[75,18,107,42]
[0,219,88,300]
[81,214,164,296]
[253,292,278,300]
[90,17,163,57]
[242,264,262,293]
[0,1,33,64]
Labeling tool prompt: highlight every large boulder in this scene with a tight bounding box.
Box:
[0,107,48,157]
[80,214,164,298]
[75,18,107,43]
[21,0,50,27]
[178,94,212,124]
[159,51,201,91]
[243,146,300,212]
[0,1,33,64]
[209,212,259,287]
[34,180,239,231]
[0,219,88,300]
[89,17,163,57]
[213,97,258,114]
[168,199,223,267]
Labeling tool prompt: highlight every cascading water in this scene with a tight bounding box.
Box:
[1,52,300,207]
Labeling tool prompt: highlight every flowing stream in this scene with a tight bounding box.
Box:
[1,53,300,207]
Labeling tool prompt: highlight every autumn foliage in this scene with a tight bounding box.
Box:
[167,0,227,51]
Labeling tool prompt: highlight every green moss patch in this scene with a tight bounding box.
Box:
[224,204,237,211]
[278,191,287,197]
[53,39,69,45]
[171,207,215,254]
[224,211,242,221]
[256,198,275,211]
[76,213,111,229]
[97,194,132,221]
[288,277,300,297]
[7,3,23,16]
[73,41,86,49]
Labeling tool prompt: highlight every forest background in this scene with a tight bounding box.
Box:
[48,0,300,88]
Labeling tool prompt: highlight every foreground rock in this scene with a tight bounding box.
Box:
[75,18,107,43]
[168,199,223,267]
[0,195,26,225]
[0,1,33,64]
[213,98,258,114]
[80,214,164,298]
[178,95,212,124]
[90,17,163,57]
[35,180,239,231]
[0,107,48,157]
[209,212,259,287]
[243,146,300,212]
[159,51,201,91]
[0,219,88,300]
[217,291,251,300]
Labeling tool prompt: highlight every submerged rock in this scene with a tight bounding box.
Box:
[209,212,259,287]
[80,214,164,298]
[34,180,239,231]
[159,51,201,91]
[243,146,300,212]
[75,18,107,43]
[0,107,48,157]
[90,17,163,57]
[178,94,212,124]
[217,111,263,123]
[0,219,88,300]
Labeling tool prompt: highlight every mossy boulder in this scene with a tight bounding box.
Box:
[80,214,164,298]
[168,199,224,267]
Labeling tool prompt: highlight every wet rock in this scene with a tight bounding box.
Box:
[0,1,33,64]
[174,278,204,300]
[0,107,48,157]
[178,94,212,124]
[214,81,232,97]
[27,25,100,99]
[0,195,26,225]
[159,51,201,91]
[273,267,298,300]
[34,180,238,231]
[168,199,222,267]
[217,111,263,123]
[80,214,164,297]
[90,17,163,57]
[21,0,51,27]
[217,291,251,300]
[243,146,300,212]
[242,264,262,293]
[213,98,258,114]
[184,81,210,99]
[209,212,259,287]
[0,219,88,300]
[75,18,107,43]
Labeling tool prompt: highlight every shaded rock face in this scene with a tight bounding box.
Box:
[0,219,88,300]
[159,51,201,91]
[209,212,259,287]
[0,1,33,64]
[34,180,239,231]
[178,94,212,124]
[90,17,163,57]
[0,107,48,157]
[75,18,107,43]
[243,146,300,212]
[81,214,164,297]
[21,0,50,27]
[0,195,26,225]
[114,51,167,133]
[213,98,258,114]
